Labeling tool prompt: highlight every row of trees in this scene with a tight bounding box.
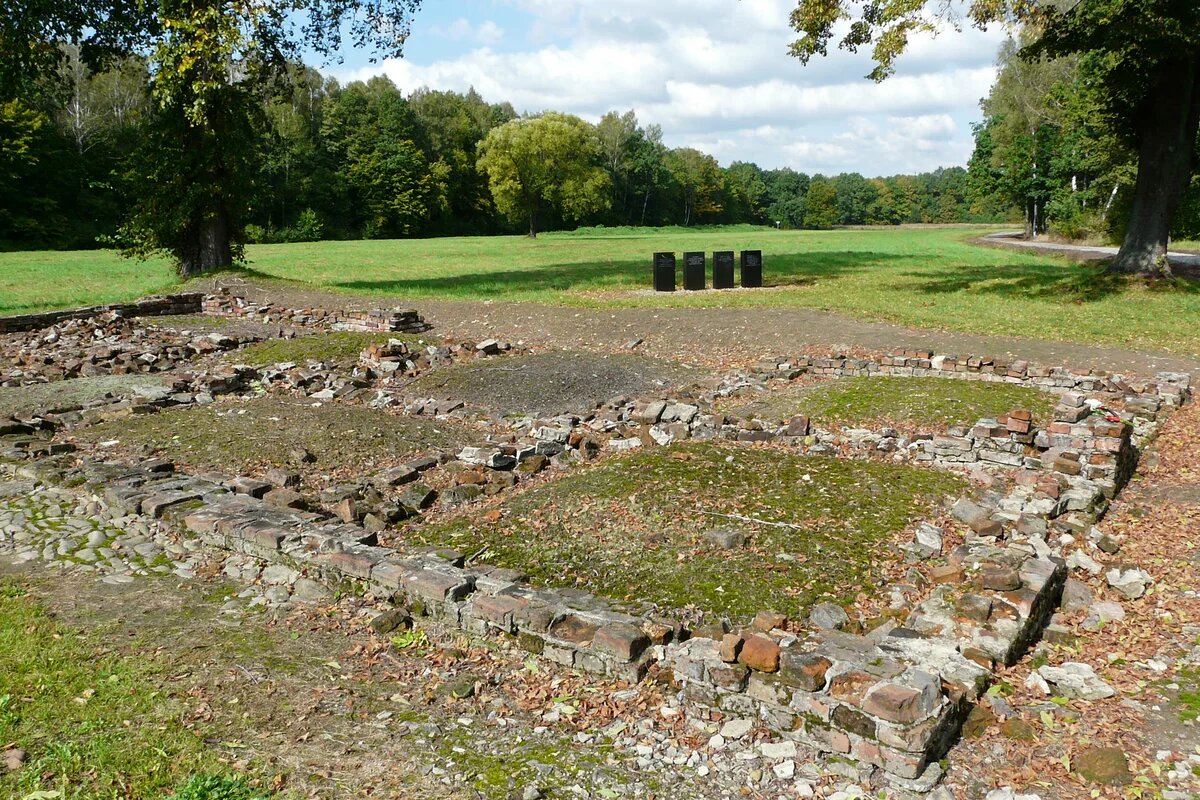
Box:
[789,0,1200,275]
[965,32,1200,245]
[3,56,993,250]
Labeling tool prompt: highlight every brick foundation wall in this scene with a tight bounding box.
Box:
[0,294,205,334]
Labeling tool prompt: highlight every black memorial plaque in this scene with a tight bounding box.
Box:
[653,252,677,292]
[713,251,735,289]
[683,251,706,291]
[740,250,763,288]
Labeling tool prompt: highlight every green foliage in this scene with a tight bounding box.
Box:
[477,112,611,236]
[790,0,1200,271]
[663,147,725,226]
[171,774,269,800]
[803,176,839,229]
[0,99,66,246]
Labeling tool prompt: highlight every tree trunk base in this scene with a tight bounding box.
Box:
[179,213,234,277]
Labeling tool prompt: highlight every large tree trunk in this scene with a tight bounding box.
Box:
[1111,56,1200,277]
[178,212,233,277]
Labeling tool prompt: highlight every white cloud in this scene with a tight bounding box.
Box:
[338,0,1007,175]
[433,17,505,46]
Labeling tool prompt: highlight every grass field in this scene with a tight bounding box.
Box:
[0,579,258,799]
[4,225,1199,353]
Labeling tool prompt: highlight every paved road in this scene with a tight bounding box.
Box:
[982,231,1200,267]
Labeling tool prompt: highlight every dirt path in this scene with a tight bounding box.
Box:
[198,278,1199,377]
[416,299,1200,375]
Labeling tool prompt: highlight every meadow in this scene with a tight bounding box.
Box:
[4,225,1199,353]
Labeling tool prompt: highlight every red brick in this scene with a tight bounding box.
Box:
[751,610,787,632]
[929,564,965,585]
[471,594,525,628]
[592,623,650,662]
[737,634,780,673]
[829,670,875,706]
[319,547,382,579]
[548,614,599,644]
[371,560,408,591]
[863,676,942,724]
[778,651,832,692]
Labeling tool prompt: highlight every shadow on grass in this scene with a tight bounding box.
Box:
[329,250,910,297]
[901,260,1200,304]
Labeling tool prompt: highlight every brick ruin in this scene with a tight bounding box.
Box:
[0,295,1192,792]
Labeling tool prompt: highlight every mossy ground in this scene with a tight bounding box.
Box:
[230,331,433,367]
[407,351,699,417]
[1176,667,1200,722]
[406,442,965,620]
[732,375,1057,431]
[75,394,471,480]
[0,374,166,420]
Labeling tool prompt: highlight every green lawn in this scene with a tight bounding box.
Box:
[3,225,1199,353]
[0,579,259,799]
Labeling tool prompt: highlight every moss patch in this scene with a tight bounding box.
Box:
[407,351,699,417]
[0,375,166,420]
[1175,667,1200,722]
[734,376,1057,432]
[75,394,471,479]
[231,331,433,367]
[406,442,965,620]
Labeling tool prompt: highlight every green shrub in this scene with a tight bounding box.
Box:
[170,774,269,800]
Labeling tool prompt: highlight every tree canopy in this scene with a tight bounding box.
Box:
[789,0,1200,275]
[476,113,611,238]
[2,0,425,274]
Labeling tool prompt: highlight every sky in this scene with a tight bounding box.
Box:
[328,0,1010,178]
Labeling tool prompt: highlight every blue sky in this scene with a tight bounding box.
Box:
[326,0,1010,177]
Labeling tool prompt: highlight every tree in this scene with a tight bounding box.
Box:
[476,113,611,237]
[6,0,423,274]
[409,87,516,234]
[664,148,725,226]
[627,124,670,226]
[762,168,810,228]
[323,77,439,238]
[788,0,1200,277]
[724,161,768,224]
[803,176,839,229]
[833,172,878,225]
[596,109,639,223]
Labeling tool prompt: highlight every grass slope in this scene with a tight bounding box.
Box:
[408,442,965,621]
[3,226,1198,353]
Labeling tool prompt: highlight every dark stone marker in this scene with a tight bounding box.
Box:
[713,251,735,289]
[740,250,763,288]
[684,251,706,291]
[653,252,676,292]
